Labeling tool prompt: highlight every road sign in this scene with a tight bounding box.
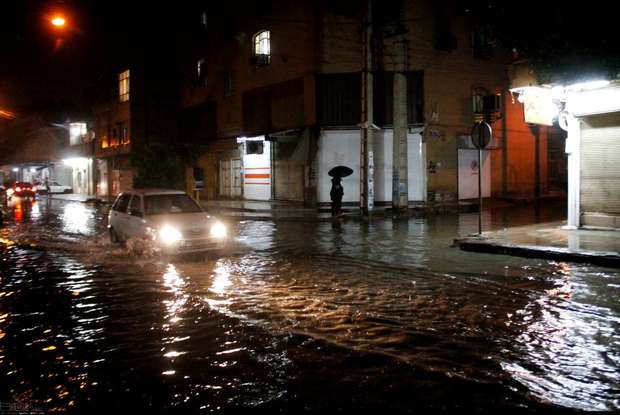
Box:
[470,122,492,235]
[471,121,492,149]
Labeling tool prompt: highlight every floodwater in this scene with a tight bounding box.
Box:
[0,198,618,413]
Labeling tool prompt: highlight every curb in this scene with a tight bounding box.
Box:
[456,238,620,268]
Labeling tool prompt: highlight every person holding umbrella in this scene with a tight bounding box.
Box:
[330,176,343,217]
[328,165,353,217]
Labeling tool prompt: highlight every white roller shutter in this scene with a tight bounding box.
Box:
[580,113,620,227]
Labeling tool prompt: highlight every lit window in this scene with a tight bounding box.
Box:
[119,70,130,102]
[101,136,109,149]
[69,122,87,146]
[252,30,270,65]
[197,58,207,86]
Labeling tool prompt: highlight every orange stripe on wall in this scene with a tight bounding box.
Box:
[244,173,271,179]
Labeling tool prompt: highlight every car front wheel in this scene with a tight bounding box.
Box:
[109,228,121,245]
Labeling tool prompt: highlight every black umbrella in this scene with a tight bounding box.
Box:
[328,165,353,178]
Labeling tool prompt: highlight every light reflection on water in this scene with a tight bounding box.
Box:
[502,264,620,411]
[210,261,231,295]
[60,203,94,235]
[0,200,618,412]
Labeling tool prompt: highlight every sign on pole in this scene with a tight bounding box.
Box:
[470,121,492,235]
[471,121,492,150]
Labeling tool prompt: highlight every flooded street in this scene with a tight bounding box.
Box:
[1,199,619,413]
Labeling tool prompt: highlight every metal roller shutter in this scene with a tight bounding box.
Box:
[580,113,620,227]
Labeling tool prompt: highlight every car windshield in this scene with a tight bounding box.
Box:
[15,182,32,188]
[144,194,202,215]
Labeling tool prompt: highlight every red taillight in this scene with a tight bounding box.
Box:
[15,186,22,192]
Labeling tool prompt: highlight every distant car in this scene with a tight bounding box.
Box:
[6,182,36,200]
[108,189,228,253]
[38,181,72,194]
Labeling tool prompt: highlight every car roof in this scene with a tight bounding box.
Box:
[122,188,187,196]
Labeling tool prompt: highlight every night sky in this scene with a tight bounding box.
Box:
[0,1,105,118]
[0,0,186,121]
[1,0,618,122]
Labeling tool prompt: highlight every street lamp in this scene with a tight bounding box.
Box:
[51,16,66,28]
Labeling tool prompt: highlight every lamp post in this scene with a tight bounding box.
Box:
[47,12,70,50]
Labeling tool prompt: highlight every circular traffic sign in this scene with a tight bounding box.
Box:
[471,121,492,149]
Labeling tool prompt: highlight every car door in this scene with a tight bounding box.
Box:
[126,194,145,239]
[110,193,132,239]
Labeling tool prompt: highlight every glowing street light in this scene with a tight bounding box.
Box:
[50,16,66,28]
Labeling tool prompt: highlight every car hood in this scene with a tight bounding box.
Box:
[145,212,217,231]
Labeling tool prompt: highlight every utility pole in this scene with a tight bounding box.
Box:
[392,3,408,212]
[360,0,374,217]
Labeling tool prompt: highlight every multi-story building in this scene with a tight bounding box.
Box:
[93,60,180,198]
[176,0,564,208]
[0,114,94,194]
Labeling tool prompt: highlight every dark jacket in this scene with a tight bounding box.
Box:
[330,178,343,200]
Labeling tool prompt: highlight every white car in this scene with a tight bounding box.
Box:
[40,181,72,194]
[108,189,228,253]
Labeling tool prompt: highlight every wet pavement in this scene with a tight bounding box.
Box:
[458,222,620,268]
[0,198,619,413]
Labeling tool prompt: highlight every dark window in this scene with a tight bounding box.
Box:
[433,4,457,51]
[144,194,202,215]
[246,140,264,155]
[318,71,424,127]
[129,195,142,216]
[112,193,131,213]
[472,25,495,60]
[122,126,129,144]
[316,73,361,127]
[224,71,234,97]
[242,77,304,135]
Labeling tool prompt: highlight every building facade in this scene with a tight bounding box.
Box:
[176,0,559,208]
[562,83,620,229]
[0,115,94,195]
[93,61,180,199]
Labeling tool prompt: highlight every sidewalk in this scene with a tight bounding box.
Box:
[456,221,620,268]
[199,198,537,222]
[201,200,338,221]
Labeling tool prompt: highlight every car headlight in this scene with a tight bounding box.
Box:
[209,222,227,239]
[159,225,182,245]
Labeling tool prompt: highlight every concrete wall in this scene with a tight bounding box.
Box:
[497,98,550,197]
